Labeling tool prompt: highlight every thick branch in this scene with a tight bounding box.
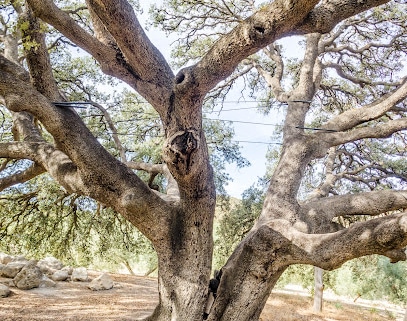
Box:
[296,0,391,35]
[85,0,174,100]
[22,5,63,101]
[0,163,45,192]
[323,79,407,132]
[303,190,407,221]
[327,117,407,147]
[0,54,173,241]
[254,212,407,271]
[26,0,172,109]
[0,141,83,193]
[192,0,320,94]
[295,33,322,98]
[302,212,407,267]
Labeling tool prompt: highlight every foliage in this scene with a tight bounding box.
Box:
[332,256,407,304]
[214,186,264,268]
[0,0,248,268]
[0,175,156,271]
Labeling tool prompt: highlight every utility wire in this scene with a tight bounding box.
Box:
[98,131,281,145]
[54,101,336,136]
[204,117,281,127]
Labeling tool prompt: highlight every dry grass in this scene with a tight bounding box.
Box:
[0,273,403,321]
[262,292,402,321]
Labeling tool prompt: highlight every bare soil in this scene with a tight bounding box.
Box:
[0,272,403,321]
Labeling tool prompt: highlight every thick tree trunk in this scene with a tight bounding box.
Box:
[145,196,215,321]
[205,225,292,321]
[313,267,324,312]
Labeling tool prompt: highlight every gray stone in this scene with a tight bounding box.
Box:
[0,284,10,298]
[1,278,15,287]
[37,256,64,275]
[61,266,73,275]
[0,263,4,276]
[71,267,88,282]
[88,273,114,291]
[51,269,69,281]
[0,253,13,265]
[2,261,26,278]
[11,255,28,263]
[39,275,56,288]
[14,260,43,290]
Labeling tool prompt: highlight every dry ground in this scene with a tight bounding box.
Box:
[0,272,404,321]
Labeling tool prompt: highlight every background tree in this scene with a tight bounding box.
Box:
[2,1,407,321]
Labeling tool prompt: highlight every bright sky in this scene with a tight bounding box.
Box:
[139,2,301,198]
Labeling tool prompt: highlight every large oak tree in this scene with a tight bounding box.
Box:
[1,1,407,320]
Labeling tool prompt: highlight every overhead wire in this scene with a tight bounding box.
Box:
[52,101,334,146]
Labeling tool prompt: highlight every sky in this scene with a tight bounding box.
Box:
[138,2,302,198]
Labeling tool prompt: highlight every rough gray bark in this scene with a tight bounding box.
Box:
[1,1,407,321]
[313,267,324,312]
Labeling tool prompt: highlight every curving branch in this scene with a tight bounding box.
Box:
[306,147,338,200]
[254,212,407,270]
[89,101,127,162]
[321,78,407,132]
[191,0,320,95]
[85,0,174,95]
[296,0,391,35]
[126,161,180,202]
[326,30,404,54]
[0,54,173,240]
[323,62,401,87]
[252,43,289,102]
[298,212,407,266]
[0,163,45,192]
[26,0,172,110]
[327,117,407,147]
[303,190,407,221]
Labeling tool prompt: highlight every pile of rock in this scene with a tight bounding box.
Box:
[0,253,114,298]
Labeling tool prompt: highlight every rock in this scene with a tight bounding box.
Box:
[71,267,88,282]
[2,261,27,278]
[0,284,10,298]
[37,257,64,275]
[88,273,113,291]
[13,260,43,290]
[0,263,4,276]
[51,269,69,281]
[11,255,28,263]
[1,278,15,287]
[61,266,73,275]
[0,253,13,265]
[39,275,56,288]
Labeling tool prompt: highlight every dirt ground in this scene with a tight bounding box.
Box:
[0,271,404,321]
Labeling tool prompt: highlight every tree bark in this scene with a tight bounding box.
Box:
[2,1,407,321]
[313,267,324,312]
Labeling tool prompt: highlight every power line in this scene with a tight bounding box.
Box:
[234,140,282,145]
[101,131,280,145]
[204,117,281,127]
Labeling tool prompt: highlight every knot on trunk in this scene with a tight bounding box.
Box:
[163,130,200,175]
